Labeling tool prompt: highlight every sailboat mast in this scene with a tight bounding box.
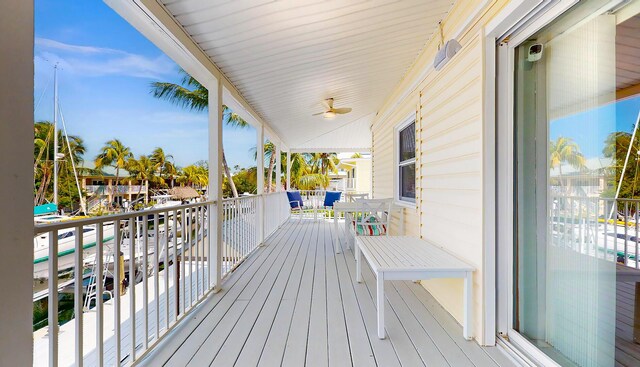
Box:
[53,64,59,206]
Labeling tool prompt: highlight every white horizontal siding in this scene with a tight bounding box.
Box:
[419,32,484,337]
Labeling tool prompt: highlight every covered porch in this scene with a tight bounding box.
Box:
[139,219,513,367]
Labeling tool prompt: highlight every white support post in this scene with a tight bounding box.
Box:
[209,78,224,292]
[286,151,291,191]
[257,126,265,245]
[275,143,282,192]
[0,1,34,365]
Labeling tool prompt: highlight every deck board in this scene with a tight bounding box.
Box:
[616,281,640,367]
[137,219,514,367]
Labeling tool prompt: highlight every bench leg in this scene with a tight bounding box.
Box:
[334,214,342,254]
[344,215,350,250]
[356,239,362,283]
[377,272,385,339]
[463,271,473,340]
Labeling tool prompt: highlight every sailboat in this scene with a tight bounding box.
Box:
[32,65,112,278]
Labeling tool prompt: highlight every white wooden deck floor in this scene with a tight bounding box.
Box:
[616,281,640,367]
[138,219,515,367]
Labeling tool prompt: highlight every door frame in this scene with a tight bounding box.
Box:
[485,0,580,364]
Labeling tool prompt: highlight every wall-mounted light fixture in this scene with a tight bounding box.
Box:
[433,39,462,71]
[433,21,462,71]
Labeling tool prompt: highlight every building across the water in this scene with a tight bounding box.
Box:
[79,165,147,212]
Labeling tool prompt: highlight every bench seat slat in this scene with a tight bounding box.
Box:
[361,236,474,272]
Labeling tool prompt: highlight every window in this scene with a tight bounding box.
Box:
[397,120,416,202]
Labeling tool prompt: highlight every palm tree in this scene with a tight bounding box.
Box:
[150,69,248,197]
[94,139,133,193]
[150,147,176,187]
[177,164,209,187]
[549,137,586,188]
[310,153,340,176]
[33,121,86,206]
[603,131,640,198]
[126,155,156,202]
[252,141,278,192]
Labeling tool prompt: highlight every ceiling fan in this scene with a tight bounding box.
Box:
[312,98,352,119]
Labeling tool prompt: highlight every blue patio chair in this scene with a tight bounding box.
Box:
[287,191,315,220]
[320,191,342,219]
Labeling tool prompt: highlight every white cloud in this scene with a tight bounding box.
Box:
[35,37,175,79]
[35,37,123,55]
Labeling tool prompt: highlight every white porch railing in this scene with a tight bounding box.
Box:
[221,196,258,279]
[551,195,640,268]
[263,192,291,238]
[34,193,291,366]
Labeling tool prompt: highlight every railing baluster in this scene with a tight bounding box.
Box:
[625,201,629,266]
[195,206,200,300]
[153,214,159,340]
[189,207,194,308]
[636,203,639,268]
[114,219,121,366]
[48,229,59,367]
[208,203,212,290]
[614,201,619,262]
[165,210,170,331]
[242,199,246,259]
[201,205,206,293]
[181,208,186,314]
[594,198,600,258]
[142,216,148,350]
[96,223,104,367]
[75,225,84,367]
[128,218,136,363]
[173,209,179,320]
[605,200,609,260]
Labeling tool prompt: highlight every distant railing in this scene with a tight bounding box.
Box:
[263,192,290,238]
[221,196,258,278]
[551,195,640,269]
[297,189,348,208]
[86,185,148,195]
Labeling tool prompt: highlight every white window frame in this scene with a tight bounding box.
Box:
[394,115,416,206]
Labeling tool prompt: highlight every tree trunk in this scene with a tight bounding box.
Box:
[222,151,239,198]
[266,152,276,193]
[114,168,120,210]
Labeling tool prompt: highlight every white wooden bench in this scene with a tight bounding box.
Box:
[355,236,475,340]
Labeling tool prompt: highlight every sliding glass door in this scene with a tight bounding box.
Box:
[512,0,640,365]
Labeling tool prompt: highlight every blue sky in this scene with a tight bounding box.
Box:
[550,95,640,159]
[34,0,257,169]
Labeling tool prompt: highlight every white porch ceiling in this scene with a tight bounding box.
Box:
[159,0,454,151]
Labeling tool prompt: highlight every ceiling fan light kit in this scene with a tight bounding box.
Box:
[313,98,352,119]
[324,111,337,119]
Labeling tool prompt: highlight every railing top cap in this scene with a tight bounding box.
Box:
[34,200,215,234]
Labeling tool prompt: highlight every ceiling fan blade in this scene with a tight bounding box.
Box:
[333,107,352,114]
[312,111,326,116]
[321,98,333,109]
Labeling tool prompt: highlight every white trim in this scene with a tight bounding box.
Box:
[480,25,497,346]
[289,147,371,153]
[394,114,417,205]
